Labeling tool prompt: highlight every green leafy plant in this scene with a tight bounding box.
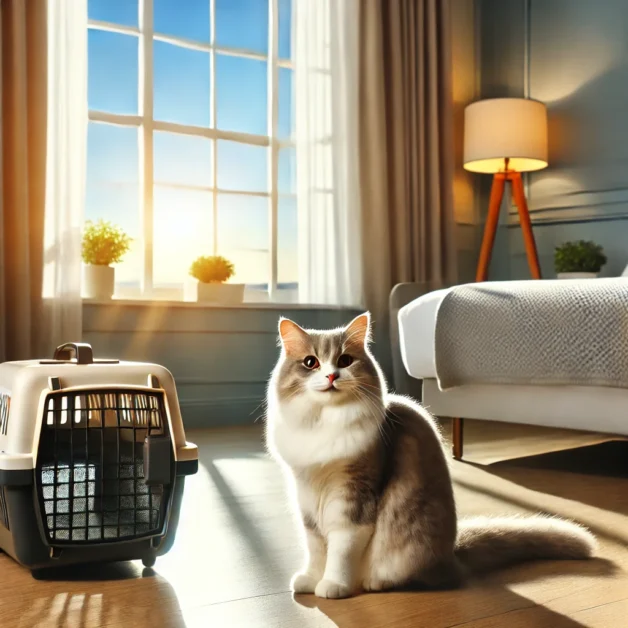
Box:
[554,240,607,273]
[81,220,132,266]
[189,255,235,284]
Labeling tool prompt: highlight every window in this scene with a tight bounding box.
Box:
[87,0,296,303]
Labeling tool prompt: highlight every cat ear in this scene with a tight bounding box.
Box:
[344,312,371,348]
[278,318,310,357]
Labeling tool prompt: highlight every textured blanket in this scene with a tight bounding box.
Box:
[434,278,628,390]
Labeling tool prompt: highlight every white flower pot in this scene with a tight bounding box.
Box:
[196,282,245,304]
[556,272,598,279]
[83,264,115,300]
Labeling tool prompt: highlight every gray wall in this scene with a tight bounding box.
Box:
[478,0,628,279]
[83,303,364,429]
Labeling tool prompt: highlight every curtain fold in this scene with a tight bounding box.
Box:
[359,0,458,326]
[294,0,363,307]
[295,0,457,324]
[0,0,47,360]
[42,0,87,352]
[0,0,86,362]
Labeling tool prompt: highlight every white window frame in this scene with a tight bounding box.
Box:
[87,0,294,302]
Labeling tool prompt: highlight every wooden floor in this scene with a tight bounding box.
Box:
[2,420,627,628]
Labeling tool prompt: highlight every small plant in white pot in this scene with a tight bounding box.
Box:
[82,220,132,300]
[189,255,244,304]
[554,239,607,279]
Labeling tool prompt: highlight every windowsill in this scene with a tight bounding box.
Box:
[81,297,352,311]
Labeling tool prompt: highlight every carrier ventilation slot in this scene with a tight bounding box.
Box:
[0,488,9,530]
[0,392,10,436]
[35,390,173,545]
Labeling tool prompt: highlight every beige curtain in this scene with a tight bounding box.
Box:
[359,0,457,325]
[0,0,47,360]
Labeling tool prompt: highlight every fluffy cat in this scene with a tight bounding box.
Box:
[265,313,596,599]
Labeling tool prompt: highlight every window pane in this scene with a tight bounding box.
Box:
[153,187,213,287]
[217,141,267,193]
[87,122,138,184]
[278,0,292,59]
[88,30,138,114]
[278,68,293,139]
[278,147,295,194]
[88,0,138,28]
[85,185,139,243]
[86,123,140,292]
[216,55,267,136]
[85,183,142,292]
[154,0,210,42]
[217,194,268,286]
[154,132,212,187]
[154,41,210,127]
[216,0,268,54]
[278,196,297,288]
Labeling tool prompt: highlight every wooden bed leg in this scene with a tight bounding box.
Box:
[452,418,464,460]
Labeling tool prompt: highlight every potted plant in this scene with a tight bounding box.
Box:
[188,255,244,304]
[554,239,607,279]
[82,219,132,300]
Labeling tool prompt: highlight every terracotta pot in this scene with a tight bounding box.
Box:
[83,264,115,300]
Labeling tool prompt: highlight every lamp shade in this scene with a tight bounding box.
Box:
[463,98,548,174]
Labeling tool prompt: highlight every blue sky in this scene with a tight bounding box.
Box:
[86,0,296,288]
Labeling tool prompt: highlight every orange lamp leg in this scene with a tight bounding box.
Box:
[510,172,542,279]
[475,173,506,282]
[475,171,542,282]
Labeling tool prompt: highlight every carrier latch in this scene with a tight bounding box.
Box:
[143,435,173,486]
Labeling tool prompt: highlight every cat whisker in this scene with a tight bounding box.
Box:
[250,394,271,422]
[346,387,390,445]
[345,388,389,446]
[354,385,404,427]
[352,378,386,393]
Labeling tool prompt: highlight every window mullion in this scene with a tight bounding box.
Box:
[139,0,154,295]
[210,0,218,256]
[268,0,279,301]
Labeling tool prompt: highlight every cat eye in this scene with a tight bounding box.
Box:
[303,355,320,369]
[337,354,354,368]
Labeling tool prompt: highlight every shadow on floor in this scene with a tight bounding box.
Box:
[479,554,618,586]
[489,440,628,477]
[33,561,146,581]
[21,561,187,627]
[480,440,628,516]
[293,584,591,628]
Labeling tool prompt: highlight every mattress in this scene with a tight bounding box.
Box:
[397,286,454,379]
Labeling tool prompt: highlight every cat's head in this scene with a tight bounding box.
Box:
[272,313,384,406]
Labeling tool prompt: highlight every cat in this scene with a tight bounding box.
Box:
[264,312,596,599]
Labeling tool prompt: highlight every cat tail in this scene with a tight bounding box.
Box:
[454,514,597,575]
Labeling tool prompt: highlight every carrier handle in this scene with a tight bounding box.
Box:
[53,342,94,365]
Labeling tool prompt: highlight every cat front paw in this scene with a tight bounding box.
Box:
[291,572,318,594]
[314,578,353,599]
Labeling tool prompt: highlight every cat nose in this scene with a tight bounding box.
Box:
[327,372,339,383]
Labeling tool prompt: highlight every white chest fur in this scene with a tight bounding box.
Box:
[267,395,378,469]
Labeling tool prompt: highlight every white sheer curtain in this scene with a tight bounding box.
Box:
[42,0,87,350]
[294,0,363,306]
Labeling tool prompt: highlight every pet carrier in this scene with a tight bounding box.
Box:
[0,342,198,575]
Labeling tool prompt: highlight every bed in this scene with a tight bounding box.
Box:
[390,280,628,459]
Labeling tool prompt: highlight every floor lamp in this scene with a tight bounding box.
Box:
[451,98,548,460]
[463,98,548,282]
